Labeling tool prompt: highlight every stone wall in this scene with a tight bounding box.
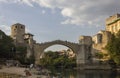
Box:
[106,13,120,25]
[92,30,111,53]
[79,36,92,46]
[11,23,25,44]
[106,13,120,34]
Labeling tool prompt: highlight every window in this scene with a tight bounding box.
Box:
[15,26,17,28]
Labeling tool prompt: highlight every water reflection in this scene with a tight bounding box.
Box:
[49,68,120,78]
[77,70,119,78]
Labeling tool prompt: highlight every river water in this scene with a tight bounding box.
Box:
[48,68,120,78]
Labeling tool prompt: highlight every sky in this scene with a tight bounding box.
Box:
[0,0,120,51]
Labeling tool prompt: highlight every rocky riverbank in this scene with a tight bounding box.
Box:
[0,72,23,78]
[0,66,51,78]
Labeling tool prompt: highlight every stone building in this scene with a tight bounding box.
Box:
[92,33,102,44]
[24,33,35,48]
[24,33,35,58]
[92,30,111,54]
[93,13,120,54]
[11,23,35,59]
[106,13,120,34]
[84,13,120,62]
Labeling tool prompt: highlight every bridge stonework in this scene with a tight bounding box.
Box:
[33,40,92,67]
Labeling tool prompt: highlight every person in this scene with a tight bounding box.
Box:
[29,64,34,70]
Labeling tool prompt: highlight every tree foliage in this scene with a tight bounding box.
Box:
[39,51,76,68]
[15,46,27,64]
[95,52,104,59]
[0,30,15,59]
[0,30,33,64]
[106,31,120,65]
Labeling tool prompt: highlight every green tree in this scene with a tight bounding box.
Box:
[106,31,120,65]
[0,30,15,59]
[95,52,104,59]
[39,51,76,68]
[15,46,27,64]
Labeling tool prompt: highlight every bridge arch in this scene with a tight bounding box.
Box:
[38,40,79,53]
[34,40,92,66]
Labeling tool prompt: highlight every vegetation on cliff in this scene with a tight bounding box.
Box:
[0,30,15,59]
[0,30,33,64]
[15,46,28,64]
[39,51,76,68]
[106,31,120,65]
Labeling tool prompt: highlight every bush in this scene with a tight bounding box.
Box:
[106,31,120,65]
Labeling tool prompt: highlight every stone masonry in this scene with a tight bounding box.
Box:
[11,23,35,59]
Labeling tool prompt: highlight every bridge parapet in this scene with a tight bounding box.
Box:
[39,40,79,45]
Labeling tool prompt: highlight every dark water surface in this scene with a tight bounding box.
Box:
[49,68,120,78]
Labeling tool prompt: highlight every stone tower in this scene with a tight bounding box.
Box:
[11,23,25,44]
[79,36,92,46]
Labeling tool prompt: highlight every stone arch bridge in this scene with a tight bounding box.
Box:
[34,40,92,66]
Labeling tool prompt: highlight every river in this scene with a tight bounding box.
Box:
[47,68,120,78]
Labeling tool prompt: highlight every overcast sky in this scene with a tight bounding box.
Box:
[0,0,120,51]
